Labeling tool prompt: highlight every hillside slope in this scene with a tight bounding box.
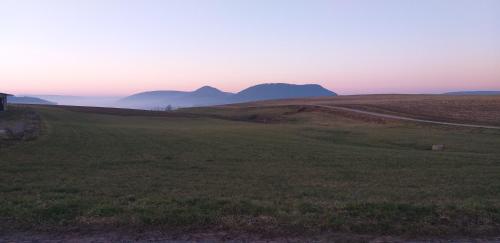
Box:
[2,103,500,237]
[117,83,336,109]
[445,91,500,95]
[230,83,336,103]
[117,86,232,109]
[7,96,56,105]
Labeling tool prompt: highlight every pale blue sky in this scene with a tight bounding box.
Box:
[1,0,499,95]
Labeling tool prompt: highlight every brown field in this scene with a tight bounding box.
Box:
[216,94,500,126]
[32,95,500,127]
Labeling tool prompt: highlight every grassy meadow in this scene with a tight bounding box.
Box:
[1,101,500,236]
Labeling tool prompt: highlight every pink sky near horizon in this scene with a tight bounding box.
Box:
[1,0,499,96]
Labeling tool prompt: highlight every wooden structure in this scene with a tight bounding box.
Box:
[0,93,12,112]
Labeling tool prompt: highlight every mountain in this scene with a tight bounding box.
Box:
[117,83,336,109]
[180,86,233,105]
[7,96,57,105]
[230,83,337,103]
[190,86,230,97]
[117,86,232,109]
[117,91,185,109]
[185,86,233,101]
[444,91,500,95]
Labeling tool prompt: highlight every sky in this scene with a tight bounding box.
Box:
[1,0,499,96]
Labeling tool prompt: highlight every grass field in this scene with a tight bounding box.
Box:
[1,95,500,237]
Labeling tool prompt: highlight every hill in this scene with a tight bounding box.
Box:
[179,86,233,106]
[118,83,336,109]
[117,86,232,109]
[7,96,56,105]
[230,83,336,103]
[117,90,186,109]
[445,91,500,95]
[221,94,500,126]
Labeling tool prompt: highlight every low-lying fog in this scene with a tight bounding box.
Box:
[30,95,123,108]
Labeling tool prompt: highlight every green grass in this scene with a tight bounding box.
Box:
[1,105,500,236]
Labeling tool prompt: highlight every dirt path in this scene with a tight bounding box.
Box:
[318,105,500,130]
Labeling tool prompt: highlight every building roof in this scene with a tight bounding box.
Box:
[0,93,13,96]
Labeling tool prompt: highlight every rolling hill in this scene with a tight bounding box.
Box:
[229,83,336,103]
[117,86,233,109]
[445,91,500,95]
[7,96,57,105]
[117,83,336,109]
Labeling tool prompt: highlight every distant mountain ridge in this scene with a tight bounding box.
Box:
[118,83,336,109]
[118,86,233,109]
[230,83,336,103]
[444,91,500,95]
[7,96,57,105]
